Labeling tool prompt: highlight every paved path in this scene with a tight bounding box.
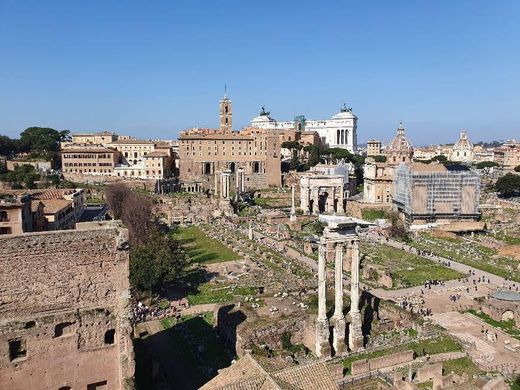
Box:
[431,311,520,375]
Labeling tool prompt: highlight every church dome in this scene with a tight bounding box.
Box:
[453,130,473,150]
[387,122,413,151]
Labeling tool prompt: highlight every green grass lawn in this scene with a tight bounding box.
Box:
[466,310,520,341]
[173,225,240,264]
[343,335,462,374]
[361,242,463,289]
[361,209,388,221]
[442,357,482,376]
[410,233,520,282]
[181,268,256,305]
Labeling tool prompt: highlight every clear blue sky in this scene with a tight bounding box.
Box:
[1,1,519,145]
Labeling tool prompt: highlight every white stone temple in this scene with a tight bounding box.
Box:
[315,215,372,357]
[250,104,358,152]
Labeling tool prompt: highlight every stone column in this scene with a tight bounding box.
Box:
[290,184,296,221]
[315,243,331,358]
[240,169,245,192]
[332,243,346,354]
[338,188,345,215]
[214,172,219,198]
[349,239,364,351]
[235,169,240,194]
[307,187,312,214]
[332,187,336,214]
[225,173,230,199]
[313,188,320,215]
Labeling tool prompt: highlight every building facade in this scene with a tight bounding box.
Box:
[363,162,394,204]
[250,104,358,152]
[393,163,481,225]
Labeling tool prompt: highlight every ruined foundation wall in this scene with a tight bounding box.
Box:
[0,223,134,390]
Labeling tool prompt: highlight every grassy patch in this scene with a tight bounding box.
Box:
[343,335,462,374]
[361,209,388,221]
[466,310,520,340]
[409,233,520,282]
[173,225,240,264]
[187,284,256,305]
[361,242,462,289]
[442,357,482,376]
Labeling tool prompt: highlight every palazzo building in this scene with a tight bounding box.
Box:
[178,96,282,192]
[249,104,358,153]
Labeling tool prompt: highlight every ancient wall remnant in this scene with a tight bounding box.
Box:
[0,222,134,390]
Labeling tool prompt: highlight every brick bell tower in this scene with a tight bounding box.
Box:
[219,89,232,133]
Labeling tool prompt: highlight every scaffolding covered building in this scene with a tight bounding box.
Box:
[393,163,481,224]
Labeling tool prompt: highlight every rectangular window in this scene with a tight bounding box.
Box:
[9,339,27,361]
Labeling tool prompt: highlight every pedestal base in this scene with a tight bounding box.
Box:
[315,318,331,358]
[331,316,346,355]
[348,312,364,352]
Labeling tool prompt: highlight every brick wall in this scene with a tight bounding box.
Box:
[0,222,134,390]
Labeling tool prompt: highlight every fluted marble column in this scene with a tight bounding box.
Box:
[315,243,331,357]
[332,243,346,354]
[290,184,296,221]
[349,239,364,351]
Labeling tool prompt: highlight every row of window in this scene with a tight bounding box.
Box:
[185,151,268,157]
[63,154,113,159]
[64,168,113,174]
[63,163,114,167]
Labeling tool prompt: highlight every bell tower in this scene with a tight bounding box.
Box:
[219,93,232,133]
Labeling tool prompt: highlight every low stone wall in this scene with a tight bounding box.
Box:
[351,350,414,375]
[63,172,157,190]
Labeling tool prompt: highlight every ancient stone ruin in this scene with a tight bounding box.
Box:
[315,215,370,358]
[0,221,134,390]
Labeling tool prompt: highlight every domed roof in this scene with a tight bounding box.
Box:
[332,103,356,120]
[453,130,473,150]
[387,122,413,151]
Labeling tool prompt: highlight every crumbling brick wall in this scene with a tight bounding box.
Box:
[0,222,134,390]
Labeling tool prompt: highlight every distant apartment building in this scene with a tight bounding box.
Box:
[494,143,520,170]
[179,96,282,192]
[366,139,382,157]
[61,146,119,175]
[61,135,175,181]
[0,193,34,235]
[0,189,84,234]
[393,163,481,225]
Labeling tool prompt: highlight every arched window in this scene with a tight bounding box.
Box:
[253,162,260,173]
[230,162,236,173]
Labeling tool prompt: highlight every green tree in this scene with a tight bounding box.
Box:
[373,155,387,163]
[0,135,18,157]
[495,173,520,198]
[130,230,188,294]
[19,127,69,162]
[0,164,40,189]
[514,165,520,173]
[476,161,499,169]
[431,155,448,164]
